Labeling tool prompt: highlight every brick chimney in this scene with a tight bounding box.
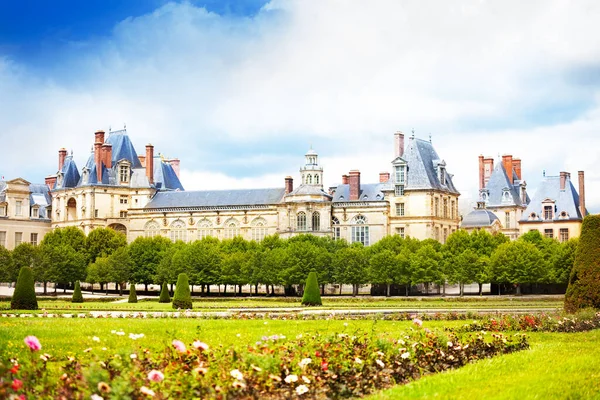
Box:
[146,144,154,185]
[394,131,405,158]
[58,148,67,171]
[45,175,57,190]
[285,176,293,194]
[94,130,105,145]
[102,143,112,169]
[379,172,390,183]
[168,158,180,178]
[342,174,349,185]
[512,158,522,181]
[478,155,485,190]
[138,155,146,167]
[579,171,586,217]
[483,157,494,187]
[560,171,567,190]
[94,130,105,182]
[349,170,361,200]
[502,155,514,184]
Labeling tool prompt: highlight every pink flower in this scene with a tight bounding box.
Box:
[412,318,423,328]
[148,370,164,382]
[192,340,209,351]
[24,335,41,351]
[12,378,23,390]
[172,340,186,353]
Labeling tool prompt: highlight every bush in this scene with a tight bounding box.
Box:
[128,284,138,303]
[565,215,600,313]
[172,273,192,309]
[159,282,171,303]
[11,266,38,310]
[72,281,83,303]
[302,271,322,306]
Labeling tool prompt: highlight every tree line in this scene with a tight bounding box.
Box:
[0,227,577,296]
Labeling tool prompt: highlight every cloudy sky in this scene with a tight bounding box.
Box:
[1,0,599,213]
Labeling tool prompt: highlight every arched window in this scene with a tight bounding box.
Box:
[332,216,340,240]
[67,198,77,221]
[170,220,187,242]
[251,217,268,241]
[197,218,213,240]
[144,221,160,238]
[351,215,369,246]
[315,175,319,185]
[223,218,240,239]
[312,211,320,231]
[307,175,313,184]
[297,212,307,231]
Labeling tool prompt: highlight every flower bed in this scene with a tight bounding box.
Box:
[456,311,600,333]
[1,326,528,399]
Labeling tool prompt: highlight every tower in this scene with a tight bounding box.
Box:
[300,147,323,188]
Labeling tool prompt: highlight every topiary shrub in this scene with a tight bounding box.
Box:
[172,273,192,309]
[159,281,171,303]
[11,266,38,310]
[72,280,83,303]
[128,283,138,303]
[565,215,600,313]
[302,271,322,306]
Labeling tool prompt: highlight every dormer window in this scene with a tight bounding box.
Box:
[81,168,89,185]
[0,204,6,217]
[502,189,511,203]
[480,189,489,203]
[394,165,405,184]
[544,205,553,220]
[57,172,64,187]
[119,165,129,183]
[15,200,22,216]
[439,166,446,185]
[32,208,39,218]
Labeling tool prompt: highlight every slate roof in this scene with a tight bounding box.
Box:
[106,129,143,168]
[0,181,51,219]
[403,137,459,194]
[154,158,184,191]
[461,209,499,228]
[332,183,385,202]
[58,155,81,189]
[146,188,286,209]
[286,185,332,198]
[483,162,529,207]
[520,175,586,222]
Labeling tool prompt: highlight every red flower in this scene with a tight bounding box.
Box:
[10,364,19,374]
[321,361,328,371]
[12,379,23,391]
[315,351,322,358]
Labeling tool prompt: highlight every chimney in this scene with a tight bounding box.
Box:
[394,131,405,158]
[94,130,105,145]
[168,158,180,178]
[579,171,586,217]
[94,142,103,182]
[513,158,522,181]
[285,176,294,194]
[478,155,485,190]
[146,144,154,185]
[342,174,349,185]
[45,175,57,190]
[483,157,494,186]
[560,171,567,191]
[138,155,146,168]
[102,143,112,169]
[502,155,514,184]
[58,148,68,171]
[379,172,390,183]
[349,170,361,201]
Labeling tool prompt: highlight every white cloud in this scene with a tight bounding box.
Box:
[1,0,600,212]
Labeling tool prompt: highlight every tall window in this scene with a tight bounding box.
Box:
[395,185,405,196]
[443,228,448,243]
[396,227,405,238]
[544,206,553,220]
[434,197,439,217]
[559,228,569,242]
[0,231,6,247]
[0,205,5,217]
[30,233,38,246]
[351,215,369,246]
[307,175,313,184]
[197,219,213,240]
[15,200,22,216]
[505,212,511,229]
[443,199,448,218]
[15,232,23,246]
[312,212,320,231]
[223,218,240,239]
[544,229,553,239]
[297,212,307,231]
[395,165,405,184]
[332,216,340,240]
[32,208,39,218]
[119,165,129,183]
[170,220,187,242]
[439,167,446,185]
[144,221,160,238]
[451,200,455,219]
[251,218,267,241]
[315,175,319,185]
[396,203,405,216]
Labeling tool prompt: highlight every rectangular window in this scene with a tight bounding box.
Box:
[395,185,405,196]
[544,206,553,220]
[30,233,38,246]
[434,198,439,217]
[32,208,39,218]
[15,232,23,246]
[0,231,6,247]
[544,229,554,239]
[396,203,405,216]
[451,200,455,220]
[395,165,405,184]
[120,166,129,183]
[559,228,569,242]
[443,228,448,243]
[434,227,440,240]
[95,209,99,218]
[396,227,405,239]
[443,199,448,218]
[351,226,369,246]
[505,212,511,229]
[15,200,22,216]
[0,206,5,217]
[119,211,128,218]
[119,196,128,204]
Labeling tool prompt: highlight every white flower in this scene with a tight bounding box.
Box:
[92,336,100,342]
[376,359,385,368]
[236,333,241,337]
[296,385,309,395]
[302,376,311,384]
[401,352,410,359]
[354,357,363,364]
[130,353,137,359]
[193,341,209,351]
[116,331,125,336]
[298,358,312,369]
[284,374,298,383]
[447,341,453,347]
[230,369,244,381]
[343,323,348,327]
[140,386,155,397]
[91,395,104,400]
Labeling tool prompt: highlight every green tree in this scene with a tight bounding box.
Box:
[128,284,138,303]
[129,236,172,292]
[86,263,100,294]
[72,280,83,303]
[259,247,286,295]
[11,243,40,283]
[551,238,578,284]
[565,215,600,312]
[369,249,398,297]
[411,244,441,294]
[0,246,11,283]
[11,266,38,310]
[301,271,322,306]
[159,281,171,303]
[334,245,368,296]
[107,247,133,295]
[41,243,86,293]
[41,226,86,252]
[490,241,545,295]
[155,241,186,291]
[220,252,248,295]
[172,273,192,309]
[85,228,127,264]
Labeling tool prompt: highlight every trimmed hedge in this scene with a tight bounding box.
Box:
[302,271,322,306]
[11,266,38,310]
[159,282,171,303]
[565,215,600,312]
[172,273,192,309]
[128,284,138,303]
[72,281,83,303]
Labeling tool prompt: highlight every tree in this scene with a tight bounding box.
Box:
[411,244,442,294]
[0,246,12,283]
[490,241,545,295]
[551,238,578,284]
[41,226,86,252]
[11,266,38,310]
[107,247,133,295]
[128,284,138,303]
[85,228,127,264]
[565,215,600,312]
[172,273,193,309]
[11,243,40,283]
[92,256,113,294]
[301,271,322,306]
[369,249,398,297]
[41,244,86,293]
[159,281,171,303]
[154,242,186,291]
[130,236,172,292]
[334,245,368,296]
[72,280,83,303]
[86,263,99,294]
[220,252,248,295]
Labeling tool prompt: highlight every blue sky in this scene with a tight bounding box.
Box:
[0,0,599,213]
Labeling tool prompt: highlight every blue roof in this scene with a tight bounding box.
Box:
[520,175,586,222]
[105,129,142,169]
[483,162,529,207]
[154,158,184,191]
[402,137,459,194]
[461,209,499,228]
[58,155,80,189]
[146,188,286,209]
[332,183,385,202]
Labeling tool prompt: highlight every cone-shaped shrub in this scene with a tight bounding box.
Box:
[11,266,38,310]
[565,215,600,312]
[302,271,322,306]
[159,281,171,303]
[72,280,83,303]
[128,284,138,303]
[172,273,192,309]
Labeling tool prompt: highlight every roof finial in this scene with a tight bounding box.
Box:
[109,125,111,132]
[124,122,126,130]
[543,170,546,177]
[429,133,432,143]
[411,128,415,138]
[70,149,73,156]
